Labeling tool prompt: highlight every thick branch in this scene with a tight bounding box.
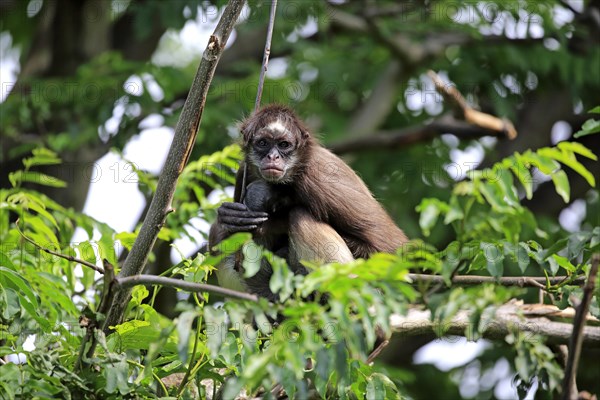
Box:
[427,70,517,139]
[348,61,402,138]
[115,275,258,302]
[101,0,246,335]
[562,254,599,399]
[390,300,600,346]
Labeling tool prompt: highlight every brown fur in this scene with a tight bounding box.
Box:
[237,104,407,261]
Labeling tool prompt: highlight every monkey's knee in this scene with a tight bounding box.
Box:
[289,208,354,264]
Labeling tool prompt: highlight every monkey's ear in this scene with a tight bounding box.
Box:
[238,119,254,146]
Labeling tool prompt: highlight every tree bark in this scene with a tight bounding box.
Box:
[101,0,246,335]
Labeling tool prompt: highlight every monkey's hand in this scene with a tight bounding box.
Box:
[217,202,269,233]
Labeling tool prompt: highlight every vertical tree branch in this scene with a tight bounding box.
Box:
[562,254,599,399]
[100,0,246,335]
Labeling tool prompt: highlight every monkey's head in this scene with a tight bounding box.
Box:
[239,104,313,184]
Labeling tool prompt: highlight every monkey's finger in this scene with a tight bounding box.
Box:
[219,208,269,219]
[224,224,258,232]
[221,202,249,211]
[221,216,268,226]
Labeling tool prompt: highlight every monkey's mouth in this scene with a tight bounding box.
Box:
[261,167,284,179]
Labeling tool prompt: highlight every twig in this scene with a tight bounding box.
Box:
[562,254,599,399]
[558,0,580,15]
[76,260,116,371]
[114,275,258,302]
[366,339,389,364]
[253,0,278,111]
[407,273,586,287]
[240,0,278,204]
[15,221,104,274]
[100,0,246,336]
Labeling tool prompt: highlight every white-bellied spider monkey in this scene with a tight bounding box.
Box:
[208,104,408,301]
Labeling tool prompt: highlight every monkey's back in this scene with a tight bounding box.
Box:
[297,146,407,257]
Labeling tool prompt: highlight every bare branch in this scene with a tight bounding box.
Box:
[391,300,600,346]
[562,254,599,399]
[114,274,258,303]
[16,221,104,274]
[408,273,587,288]
[329,115,511,154]
[427,70,517,140]
[100,0,246,336]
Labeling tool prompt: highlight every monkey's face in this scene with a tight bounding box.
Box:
[248,120,299,183]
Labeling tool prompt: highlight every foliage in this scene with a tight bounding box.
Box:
[1,138,598,398]
[2,0,600,398]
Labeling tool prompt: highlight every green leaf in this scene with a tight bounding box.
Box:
[515,354,531,381]
[443,197,464,225]
[547,257,560,275]
[516,244,530,273]
[416,199,443,236]
[176,310,197,364]
[551,255,576,273]
[204,306,227,359]
[0,266,39,308]
[495,168,519,206]
[510,154,533,199]
[481,243,504,278]
[242,241,262,278]
[112,320,158,350]
[574,118,600,138]
[523,152,559,175]
[366,374,385,400]
[557,141,597,160]
[479,181,511,212]
[551,170,570,203]
[567,232,591,260]
[115,231,137,251]
[0,252,16,270]
[538,147,595,187]
[103,358,130,394]
[23,148,62,169]
[8,171,67,188]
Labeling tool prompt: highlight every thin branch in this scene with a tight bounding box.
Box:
[240,0,278,204]
[408,273,587,287]
[558,0,580,15]
[100,0,246,336]
[390,300,600,346]
[562,254,599,399]
[253,0,278,111]
[329,116,512,154]
[114,275,258,303]
[16,221,104,274]
[76,260,116,371]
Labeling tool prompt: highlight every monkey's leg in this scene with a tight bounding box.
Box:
[288,208,354,269]
[289,208,391,362]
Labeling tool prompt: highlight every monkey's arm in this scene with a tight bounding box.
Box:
[208,202,268,250]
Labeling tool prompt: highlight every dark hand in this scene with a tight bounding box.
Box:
[217,202,269,233]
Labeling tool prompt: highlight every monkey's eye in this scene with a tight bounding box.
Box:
[257,139,268,147]
[278,141,291,149]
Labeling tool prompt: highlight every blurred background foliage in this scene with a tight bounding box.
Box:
[1,0,599,398]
